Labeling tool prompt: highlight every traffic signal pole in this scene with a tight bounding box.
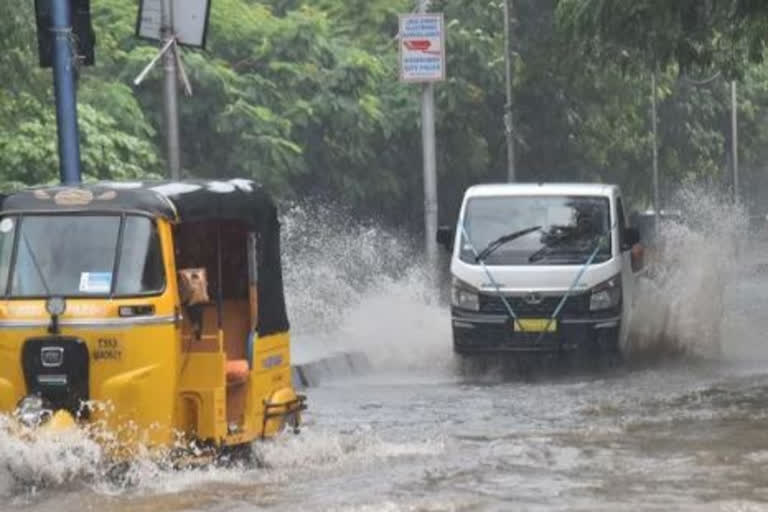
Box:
[50,0,82,185]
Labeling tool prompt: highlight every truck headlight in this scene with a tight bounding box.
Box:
[590,275,622,311]
[451,279,479,311]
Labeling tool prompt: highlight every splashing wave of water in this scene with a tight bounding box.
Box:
[626,183,750,361]
[282,202,450,371]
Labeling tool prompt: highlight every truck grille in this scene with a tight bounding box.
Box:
[478,293,590,316]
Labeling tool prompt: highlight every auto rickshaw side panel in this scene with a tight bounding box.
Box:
[248,330,295,439]
[177,348,228,442]
[176,331,294,444]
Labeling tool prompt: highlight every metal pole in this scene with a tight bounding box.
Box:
[161,0,181,180]
[503,0,516,182]
[50,0,82,185]
[731,80,739,203]
[651,69,660,217]
[418,0,438,270]
[422,83,438,268]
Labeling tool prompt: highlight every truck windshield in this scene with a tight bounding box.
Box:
[461,195,612,265]
[0,215,165,298]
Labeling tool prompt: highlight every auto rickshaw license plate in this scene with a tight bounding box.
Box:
[512,318,557,332]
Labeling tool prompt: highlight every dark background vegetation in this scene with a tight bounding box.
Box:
[3,0,768,233]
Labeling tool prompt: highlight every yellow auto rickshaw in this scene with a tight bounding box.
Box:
[0,179,305,458]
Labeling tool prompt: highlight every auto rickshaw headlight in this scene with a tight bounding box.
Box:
[46,296,66,316]
[14,395,53,428]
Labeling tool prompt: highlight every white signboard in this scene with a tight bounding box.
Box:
[398,13,445,83]
[136,0,211,48]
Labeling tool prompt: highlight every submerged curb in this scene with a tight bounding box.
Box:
[291,351,371,389]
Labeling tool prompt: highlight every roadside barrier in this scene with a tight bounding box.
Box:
[291,351,371,388]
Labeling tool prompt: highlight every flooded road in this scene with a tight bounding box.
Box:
[4,199,768,511]
[287,362,768,512]
[8,358,768,511]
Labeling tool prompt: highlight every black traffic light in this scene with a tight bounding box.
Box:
[34,0,96,68]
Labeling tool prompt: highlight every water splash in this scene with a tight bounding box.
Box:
[254,425,445,476]
[282,202,415,338]
[0,414,103,497]
[626,183,751,361]
[282,202,450,371]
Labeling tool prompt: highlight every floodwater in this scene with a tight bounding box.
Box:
[4,195,768,511]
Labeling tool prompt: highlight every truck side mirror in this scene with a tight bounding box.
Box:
[622,227,640,250]
[436,225,454,252]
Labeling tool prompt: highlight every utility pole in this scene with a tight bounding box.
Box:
[161,0,181,179]
[418,0,438,271]
[731,80,739,203]
[50,0,82,185]
[651,68,660,218]
[503,0,516,182]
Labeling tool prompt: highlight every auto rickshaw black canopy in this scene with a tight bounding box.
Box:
[0,180,289,336]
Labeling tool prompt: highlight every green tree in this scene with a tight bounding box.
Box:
[5,0,768,228]
[0,2,163,189]
[556,0,768,77]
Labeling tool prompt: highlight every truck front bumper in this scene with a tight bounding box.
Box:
[452,309,621,354]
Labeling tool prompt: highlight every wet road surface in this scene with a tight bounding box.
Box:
[4,240,768,512]
[7,358,768,511]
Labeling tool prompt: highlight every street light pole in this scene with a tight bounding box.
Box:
[161,0,181,180]
[503,0,516,182]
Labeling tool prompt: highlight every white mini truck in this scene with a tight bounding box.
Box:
[437,183,641,357]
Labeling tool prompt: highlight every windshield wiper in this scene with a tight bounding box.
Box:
[475,225,542,262]
[20,231,51,296]
[528,229,603,263]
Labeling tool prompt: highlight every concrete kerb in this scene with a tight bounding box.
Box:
[291,351,371,389]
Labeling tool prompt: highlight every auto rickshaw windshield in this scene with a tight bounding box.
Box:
[0,214,165,298]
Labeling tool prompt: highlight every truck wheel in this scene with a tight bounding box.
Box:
[594,328,623,369]
[453,349,475,375]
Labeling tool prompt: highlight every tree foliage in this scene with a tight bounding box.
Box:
[3,0,768,228]
[556,0,768,77]
[0,2,162,190]
[555,0,768,212]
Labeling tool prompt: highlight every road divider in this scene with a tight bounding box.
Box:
[291,351,371,388]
